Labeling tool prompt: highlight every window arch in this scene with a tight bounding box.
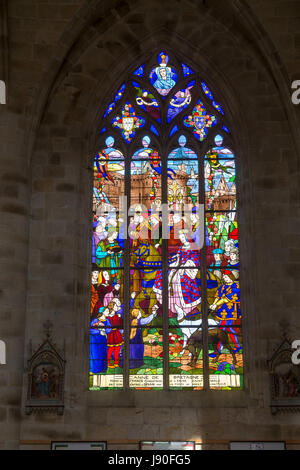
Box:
[89,51,243,391]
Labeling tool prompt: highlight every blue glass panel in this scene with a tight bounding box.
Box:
[115,83,125,102]
[133,65,145,77]
[214,134,224,146]
[169,125,178,137]
[103,83,125,118]
[201,81,214,100]
[168,135,198,159]
[150,124,159,136]
[201,81,225,116]
[212,100,225,115]
[182,63,194,77]
[103,102,116,118]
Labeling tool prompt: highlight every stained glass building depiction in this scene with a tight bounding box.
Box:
[90,52,243,391]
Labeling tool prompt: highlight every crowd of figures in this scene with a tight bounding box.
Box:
[89,205,242,388]
[89,49,243,388]
[89,133,243,389]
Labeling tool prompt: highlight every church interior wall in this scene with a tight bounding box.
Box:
[0,0,299,449]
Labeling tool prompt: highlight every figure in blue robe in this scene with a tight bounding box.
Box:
[210,274,242,354]
[90,316,110,374]
[153,66,175,95]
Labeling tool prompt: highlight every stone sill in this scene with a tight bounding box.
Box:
[87,390,251,408]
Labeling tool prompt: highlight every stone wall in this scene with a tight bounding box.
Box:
[0,0,300,449]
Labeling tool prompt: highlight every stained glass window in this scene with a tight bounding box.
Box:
[103,83,125,118]
[90,52,243,391]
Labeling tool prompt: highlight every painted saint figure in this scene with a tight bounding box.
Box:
[150,53,176,96]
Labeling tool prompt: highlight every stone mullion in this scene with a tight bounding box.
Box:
[123,152,131,390]
[199,148,209,391]
[162,146,169,390]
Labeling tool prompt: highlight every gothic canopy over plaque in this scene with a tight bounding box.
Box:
[25,321,65,415]
[269,337,300,415]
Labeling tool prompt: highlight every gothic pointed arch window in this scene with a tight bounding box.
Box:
[89,52,243,391]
